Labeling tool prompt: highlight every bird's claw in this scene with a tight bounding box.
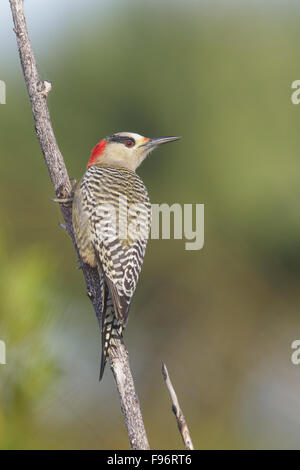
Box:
[52,179,77,205]
[51,196,73,205]
[70,178,77,190]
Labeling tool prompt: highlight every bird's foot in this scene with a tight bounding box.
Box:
[70,178,77,189]
[52,178,77,205]
[52,196,73,204]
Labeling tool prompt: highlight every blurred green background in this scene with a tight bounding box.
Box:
[1,0,300,449]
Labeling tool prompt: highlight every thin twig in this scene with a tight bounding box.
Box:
[9,0,149,450]
[162,362,194,450]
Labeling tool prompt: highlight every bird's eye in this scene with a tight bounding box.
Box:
[125,140,134,148]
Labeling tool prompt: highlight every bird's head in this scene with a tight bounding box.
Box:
[87,132,181,171]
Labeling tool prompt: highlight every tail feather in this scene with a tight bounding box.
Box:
[99,284,124,381]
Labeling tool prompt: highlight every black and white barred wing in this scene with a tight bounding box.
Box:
[89,180,151,323]
[95,207,150,325]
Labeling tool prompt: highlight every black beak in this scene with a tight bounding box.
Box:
[141,135,181,149]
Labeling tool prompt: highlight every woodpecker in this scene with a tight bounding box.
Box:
[72,132,180,379]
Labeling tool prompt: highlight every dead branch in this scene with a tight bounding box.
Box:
[162,362,194,450]
[9,0,149,450]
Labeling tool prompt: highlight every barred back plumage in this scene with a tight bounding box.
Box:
[72,165,151,379]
